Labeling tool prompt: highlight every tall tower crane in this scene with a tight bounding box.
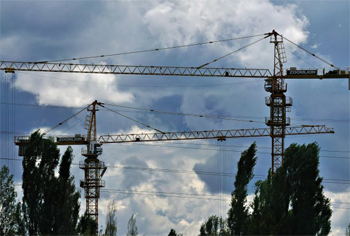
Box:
[3,30,348,226]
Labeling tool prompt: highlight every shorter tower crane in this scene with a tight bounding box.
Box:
[14,100,335,226]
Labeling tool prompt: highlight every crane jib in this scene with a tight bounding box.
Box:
[0,61,272,77]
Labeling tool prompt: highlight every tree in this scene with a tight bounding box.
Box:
[54,146,81,235]
[105,199,118,236]
[168,228,177,236]
[77,213,98,236]
[284,143,332,235]
[0,165,19,235]
[127,214,138,236]
[227,142,257,235]
[250,142,332,235]
[249,168,290,235]
[21,130,80,235]
[199,215,229,236]
[346,222,350,236]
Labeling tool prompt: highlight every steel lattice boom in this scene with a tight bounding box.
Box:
[0,61,272,77]
[97,125,334,143]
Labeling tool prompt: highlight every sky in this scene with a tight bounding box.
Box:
[0,0,349,235]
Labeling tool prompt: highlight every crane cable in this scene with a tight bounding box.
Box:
[100,104,165,134]
[43,105,89,135]
[104,103,265,124]
[197,35,269,68]
[38,34,266,63]
[283,36,339,69]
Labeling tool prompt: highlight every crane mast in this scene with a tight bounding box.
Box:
[80,101,106,224]
[264,30,291,173]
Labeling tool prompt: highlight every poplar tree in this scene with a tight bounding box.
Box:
[127,214,138,236]
[54,146,81,235]
[227,142,257,235]
[105,199,118,236]
[284,143,332,235]
[250,142,332,235]
[22,130,80,235]
[22,131,60,235]
[0,166,19,235]
[199,215,229,235]
[77,213,98,235]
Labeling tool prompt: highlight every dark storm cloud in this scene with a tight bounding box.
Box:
[193,153,236,194]
[1,1,106,61]
[120,155,152,189]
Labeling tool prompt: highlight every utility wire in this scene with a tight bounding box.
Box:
[1,101,348,124]
[100,189,350,210]
[2,101,348,124]
[2,158,349,184]
[38,34,266,63]
[127,142,350,159]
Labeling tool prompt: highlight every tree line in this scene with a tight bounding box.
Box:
[199,142,333,235]
[0,130,343,235]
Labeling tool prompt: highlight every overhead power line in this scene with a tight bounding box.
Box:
[2,158,348,184]
[100,188,350,210]
[125,143,350,160]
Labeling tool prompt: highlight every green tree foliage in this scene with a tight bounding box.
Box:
[21,130,80,235]
[77,213,98,236]
[227,142,257,235]
[284,143,332,235]
[250,142,332,235]
[54,146,81,235]
[0,165,20,235]
[346,222,350,236]
[127,214,138,236]
[168,228,177,236]
[249,168,290,235]
[199,215,229,236]
[105,199,118,236]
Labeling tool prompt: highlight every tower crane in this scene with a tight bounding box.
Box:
[3,30,348,226]
[14,100,335,225]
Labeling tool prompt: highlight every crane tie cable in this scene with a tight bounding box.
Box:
[100,104,165,134]
[283,36,339,69]
[44,105,89,135]
[197,35,269,68]
[104,103,265,124]
[36,34,266,63]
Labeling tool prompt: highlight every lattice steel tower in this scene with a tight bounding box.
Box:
[79,101,107,224]
[264,30,292,173]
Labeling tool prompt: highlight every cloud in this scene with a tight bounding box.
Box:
[14,72,134,107]
[311,43,321,49]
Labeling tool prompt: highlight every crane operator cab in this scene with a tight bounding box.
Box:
[264,78,273,92]
[89,141,103,156]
